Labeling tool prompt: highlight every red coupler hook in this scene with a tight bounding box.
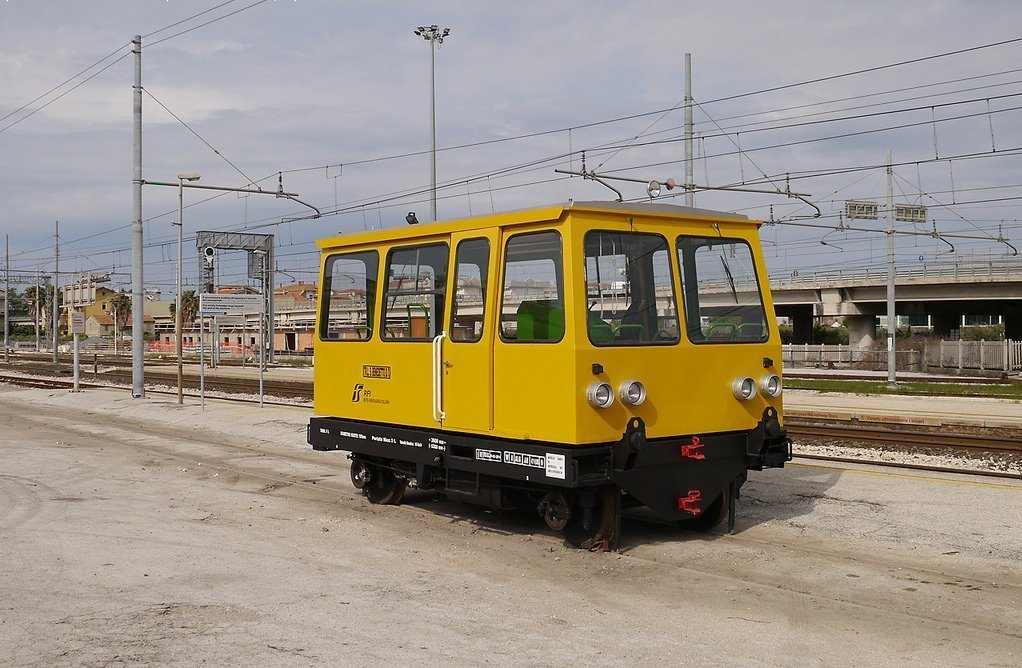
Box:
[678,489,702,516]
[681,435,705,460]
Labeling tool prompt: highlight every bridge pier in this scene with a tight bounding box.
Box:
[789,305,814,344]
[847,314,877,350]
[931,313,959,338]
[1005,305,1022,341]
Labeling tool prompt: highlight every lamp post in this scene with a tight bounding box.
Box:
[414,24,451,222]
[175,172,200,404]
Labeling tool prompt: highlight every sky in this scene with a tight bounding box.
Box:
[1,0,1021,296]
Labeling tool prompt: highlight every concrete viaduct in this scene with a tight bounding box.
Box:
[770,259,1022,347]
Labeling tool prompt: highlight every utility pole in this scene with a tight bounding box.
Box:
[34,268,40,352]
[4,234,9,362]
[52,221,59,363]
[131,34,144,398]
[684,53,694,208]
[175,172,200,405]
[886,149,897,385]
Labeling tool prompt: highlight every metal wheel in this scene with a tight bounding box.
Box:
[363,467,407,505]
[349,459,368,490]
[679,491,728,532]
[562,486,617,550]
[541,492,570,531]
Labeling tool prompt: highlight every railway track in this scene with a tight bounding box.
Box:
[0,374,100,391]
[101,369,314,399]
[0,359,314,399]
[785,423,1022,455]
[793,452,1021,480]
[2,367,1017,479]
[4,351,305,369]
[0,371,308,408]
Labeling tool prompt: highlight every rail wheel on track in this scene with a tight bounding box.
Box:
[562,485,617,550]
[349,459,368,490]
[363,466,407,505]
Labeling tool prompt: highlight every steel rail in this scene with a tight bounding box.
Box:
[794,453,1022,480]
[0,371,308,408]
[787,423,1022,454]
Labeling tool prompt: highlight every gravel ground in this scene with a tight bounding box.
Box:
[1,385,1021,665]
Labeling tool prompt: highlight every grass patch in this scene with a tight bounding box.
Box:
[784,377,1022,400]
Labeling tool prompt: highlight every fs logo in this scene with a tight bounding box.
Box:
[351,383,365,402]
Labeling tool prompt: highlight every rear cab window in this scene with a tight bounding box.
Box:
[320,250,379,341]
[676,236,769,343]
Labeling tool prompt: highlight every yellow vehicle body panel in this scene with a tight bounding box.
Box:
[314,201,783,446]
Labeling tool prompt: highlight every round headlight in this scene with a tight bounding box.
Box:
[646,180,662,199]
[618,380,647,406]
[760,374,782,398]
[586,382,614,409]
[731,376,757,401]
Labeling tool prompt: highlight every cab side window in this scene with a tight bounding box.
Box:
[320,250,379,341]
[499,231,564,343]
[382,243,449,340]
[450,238,490,343]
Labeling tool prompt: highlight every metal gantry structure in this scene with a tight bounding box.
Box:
[194,230,276,365]
[1,266,54,360]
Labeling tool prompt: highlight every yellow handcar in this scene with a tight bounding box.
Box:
[309,201,790,548]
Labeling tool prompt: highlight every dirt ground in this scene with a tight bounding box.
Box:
[1,386,1020,666]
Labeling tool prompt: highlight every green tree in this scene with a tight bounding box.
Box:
[180,290,199,325]
[109,292,131,338]
[6,288,28,317]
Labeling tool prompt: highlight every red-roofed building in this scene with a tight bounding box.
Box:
[274,282,317,309]
[85,314,155,339]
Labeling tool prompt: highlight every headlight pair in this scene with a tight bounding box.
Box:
[587,380,646,409]
[732,374,782,401]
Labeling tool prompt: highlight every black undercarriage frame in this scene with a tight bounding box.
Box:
[309,407,791,546]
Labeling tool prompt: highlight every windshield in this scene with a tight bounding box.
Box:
[584,231,679,345]
[676,236,769,343]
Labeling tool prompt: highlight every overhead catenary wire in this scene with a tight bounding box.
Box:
[145,0,271,48]
[0,42,131,127]
[141,0,240,38]
[0,0,267,138]
[7,33,1021,281]
[0,52,132,136]
[143,88,261,187]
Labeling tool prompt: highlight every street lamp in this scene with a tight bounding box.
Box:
[414,24,451,222]
[175,172,200,405]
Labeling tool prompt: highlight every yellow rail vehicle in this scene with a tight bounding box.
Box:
[309,201,791,548]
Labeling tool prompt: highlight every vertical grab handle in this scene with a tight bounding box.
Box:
[432,331,447,423]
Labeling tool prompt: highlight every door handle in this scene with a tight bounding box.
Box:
[432,331,447,423]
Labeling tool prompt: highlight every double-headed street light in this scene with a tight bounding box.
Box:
[175,172,200,405]
[414,24,451,222]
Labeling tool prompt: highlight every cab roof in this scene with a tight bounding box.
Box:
[316,200,756,250]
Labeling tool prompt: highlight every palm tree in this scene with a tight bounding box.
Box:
[181,290,199,325]
[109,292,131,341]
